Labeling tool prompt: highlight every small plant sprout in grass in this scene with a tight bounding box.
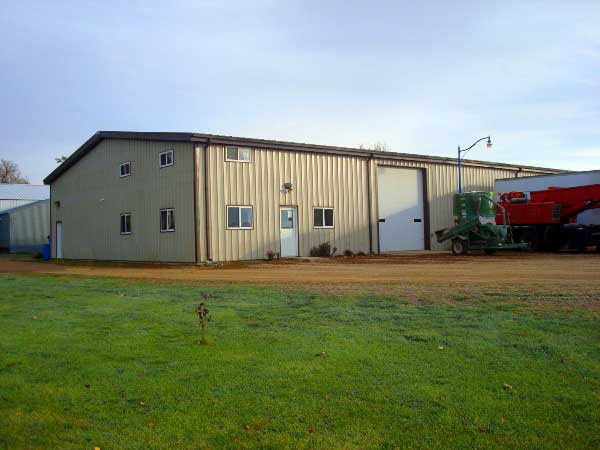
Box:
[195,302,211,345]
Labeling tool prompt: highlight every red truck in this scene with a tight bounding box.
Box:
[496,184,600,251]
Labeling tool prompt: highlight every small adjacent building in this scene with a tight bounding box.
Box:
[0,199,50,253]
[0,184,49,213]
[44,131,562,262]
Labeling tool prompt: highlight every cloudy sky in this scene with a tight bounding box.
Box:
[1,0,599,184]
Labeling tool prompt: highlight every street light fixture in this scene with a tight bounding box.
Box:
[457,136,492,193]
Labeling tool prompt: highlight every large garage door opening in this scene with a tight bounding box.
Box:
[377,166,425,252]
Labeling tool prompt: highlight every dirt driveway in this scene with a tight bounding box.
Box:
[1,253,598,288]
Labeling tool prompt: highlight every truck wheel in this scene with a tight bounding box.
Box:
[451,239,467,256]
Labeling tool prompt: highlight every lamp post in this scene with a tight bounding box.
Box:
[457,136,492,193]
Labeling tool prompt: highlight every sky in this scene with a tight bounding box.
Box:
[1,0,599,184]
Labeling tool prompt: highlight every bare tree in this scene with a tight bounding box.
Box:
[372,141,390,152]
[358,141,390,152]
[55,155,68,164]
[0,159,29,184]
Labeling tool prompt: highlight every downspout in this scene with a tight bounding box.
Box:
[366,154,374,254]
[204,139,212,262]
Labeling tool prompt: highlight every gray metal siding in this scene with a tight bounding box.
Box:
[8,200,50,253]
[51,139,196,262]
[0,199,35,213]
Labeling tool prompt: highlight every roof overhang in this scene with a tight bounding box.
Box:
[44,131,564,184]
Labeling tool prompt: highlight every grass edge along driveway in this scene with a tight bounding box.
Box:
[0,274,599,450]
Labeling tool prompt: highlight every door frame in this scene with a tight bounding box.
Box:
[55,221,63,259]
[279,205,299,257]
[375,165,430,252]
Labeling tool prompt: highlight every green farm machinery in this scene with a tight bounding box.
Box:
[435,191,528,255]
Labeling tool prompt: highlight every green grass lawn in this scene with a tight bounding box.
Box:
[0,275,598,450]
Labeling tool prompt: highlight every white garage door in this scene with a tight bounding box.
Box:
[377,166,425,251]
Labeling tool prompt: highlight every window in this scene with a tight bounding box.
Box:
[225,146,251,162]
[160,149,174,168]
[313,207,334,228]
[120,213,131,234]
[281,209,293,229]
[160,208,175,232]
[227,206,253,229]
[120,161,131,177]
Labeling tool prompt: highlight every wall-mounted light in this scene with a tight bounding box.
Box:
[54,201,61,208]
[283,182,293,193]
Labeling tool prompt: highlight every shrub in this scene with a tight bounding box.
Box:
[357,251,366,256]
[266,250,275,260]
[309,242,336,257]
[343,249,353,257]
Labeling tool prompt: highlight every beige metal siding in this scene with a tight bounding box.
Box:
[369,159,550,250]
[205,145,370,261]
[51,139,196,262]
[9,200,50,252]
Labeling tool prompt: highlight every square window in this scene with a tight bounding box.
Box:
[226,147,238,161]
[120,213,131,234]
[227,206,253,229]
[225,146,251,162]
[160,150,174,168]
[314,208,334,228]
[160,208,175,232]
[120,162,131,177]
[239,148,251,162]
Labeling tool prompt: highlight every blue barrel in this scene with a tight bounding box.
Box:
[42,243,51,260]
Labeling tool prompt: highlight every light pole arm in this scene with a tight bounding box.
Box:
[457,136,491,193]
[459,136,490,157]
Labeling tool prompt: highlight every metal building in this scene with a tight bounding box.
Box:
[44,131,562,262]
[0,200,50,253]
[0,184,49,213]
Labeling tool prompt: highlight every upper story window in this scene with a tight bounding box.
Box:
[225,146,251,163]
[160,208,175,232]
[120,161,131,177]
[227,206,253,229]
[120,213,132,234]
[160,149,174,168]
[314,207,334,228]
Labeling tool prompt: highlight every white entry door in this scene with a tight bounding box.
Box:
[377,167,425,251]
[280,207,298,257]
[56,222,63,258]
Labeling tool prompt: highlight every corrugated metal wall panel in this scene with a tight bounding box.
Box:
[9,200,50,253]
[206,145,370,261]
[0,199,34,213]
[369,159,547,250]
[51,139,196,262]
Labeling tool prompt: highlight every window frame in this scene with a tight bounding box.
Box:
[160,208,175,233]
[119,161,131,178]
[225,146,252,163]
[120,213,132,235]
[159,149,174,168]
[226,205,254,230]
[313,207,335,229]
